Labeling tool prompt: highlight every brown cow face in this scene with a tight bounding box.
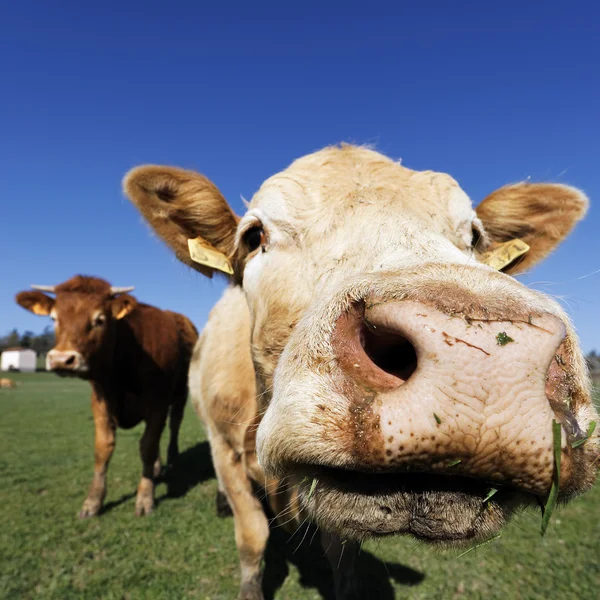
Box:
[16,276,136,378]
[125,146,598,545]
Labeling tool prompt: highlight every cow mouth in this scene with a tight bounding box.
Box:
[52,367,89,378]
[294,465,532,545]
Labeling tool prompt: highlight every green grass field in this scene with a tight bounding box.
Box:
[1,372,598,599]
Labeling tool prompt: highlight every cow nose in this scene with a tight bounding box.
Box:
[334,300,565,393]
[46,349,85,372]
[332,299,571,494]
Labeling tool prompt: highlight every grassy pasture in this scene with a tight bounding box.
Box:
[0,372,598,599]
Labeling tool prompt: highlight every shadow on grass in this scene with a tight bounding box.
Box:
[101,491,138,514]
[101,441,215,514]
[263,523,425,600]
[159,441,215,501]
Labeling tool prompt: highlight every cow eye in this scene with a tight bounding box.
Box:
[471,224,482,249]
[243,226,266,253]
[92,314,106,327]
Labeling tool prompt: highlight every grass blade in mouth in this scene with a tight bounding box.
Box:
[456,534,502,559]
[482,488,498,503]
[572,420,597,449]
[307,478,318,501]
[434,413,442,424]
[447,459,461,467]
[540,420,562,537]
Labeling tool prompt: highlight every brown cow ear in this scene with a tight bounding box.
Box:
[475,183,588,274]
[123,166,239,279]
[111,294,137,320]
[15,291,55,316]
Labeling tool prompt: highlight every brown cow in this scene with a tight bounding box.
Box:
[0,378,18,388]
[15,275,198,518]
[125,145,599,599]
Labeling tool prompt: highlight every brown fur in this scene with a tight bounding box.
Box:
[0,378,17,389]
[15,275,198,518]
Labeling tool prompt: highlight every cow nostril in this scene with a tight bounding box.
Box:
[64,355,76,367]
[361,323,417,382]
[332,302,419,389]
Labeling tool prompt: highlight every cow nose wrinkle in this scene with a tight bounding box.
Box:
[361,322,417,382]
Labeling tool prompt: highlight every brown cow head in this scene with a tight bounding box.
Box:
[124,145,598,545]
[16,276,136,378]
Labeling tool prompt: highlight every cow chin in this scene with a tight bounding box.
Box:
[295,467,532,546]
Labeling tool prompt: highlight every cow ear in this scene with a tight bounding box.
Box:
[475,183,588,274]
[123,166,239,279]
[111,294,137,320]
[15,291,55,316]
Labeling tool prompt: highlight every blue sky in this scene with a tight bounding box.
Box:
[1,1,599,351]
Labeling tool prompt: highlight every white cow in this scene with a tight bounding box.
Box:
[125,144,598,599]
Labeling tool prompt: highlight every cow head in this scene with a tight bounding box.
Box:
[124,145,598,545]
[16,276,136,378]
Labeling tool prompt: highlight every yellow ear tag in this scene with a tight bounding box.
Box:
[32,304,51,316]
[115,305,132,320]
[187,238,234,275]
[480,238,530,271]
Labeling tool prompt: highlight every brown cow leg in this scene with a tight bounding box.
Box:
[321,531,360,600]
[135,413,167,516]
[210,433,269,600]
[153,455,162,479]
[167,393,186,468]
[79,393,116,519]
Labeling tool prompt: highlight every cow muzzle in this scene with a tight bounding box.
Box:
[46,349,88,376]
[331,300,575,493]
[258,278,598,544]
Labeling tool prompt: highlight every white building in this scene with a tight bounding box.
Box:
[1,348,37,372]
